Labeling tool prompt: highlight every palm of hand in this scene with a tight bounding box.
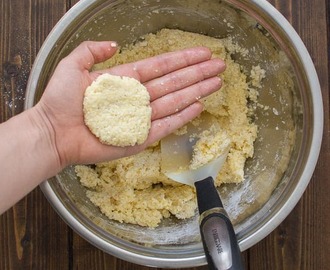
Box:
[38,41,225,167]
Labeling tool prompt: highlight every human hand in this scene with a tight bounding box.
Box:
[36,41,225,169]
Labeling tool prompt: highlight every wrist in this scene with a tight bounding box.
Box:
[26,104,63,176]
[0,106,62,213]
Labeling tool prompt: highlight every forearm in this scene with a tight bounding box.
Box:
[0,105,61,214]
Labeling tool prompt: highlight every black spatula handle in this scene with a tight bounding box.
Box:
[195,177,244,270]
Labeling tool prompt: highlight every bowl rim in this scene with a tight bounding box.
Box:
[25,0,324,267]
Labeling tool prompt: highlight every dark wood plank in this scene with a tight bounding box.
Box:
[248,0,330,269]
[0,1,70,270]
[0,0,329,269]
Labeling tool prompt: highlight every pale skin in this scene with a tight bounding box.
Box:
[0,41,226,214]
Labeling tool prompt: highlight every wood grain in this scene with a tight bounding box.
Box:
[0,1,69,269]
[0,0,329,269]
[257,0,330,270]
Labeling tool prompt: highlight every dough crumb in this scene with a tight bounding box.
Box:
[250,65,266,88]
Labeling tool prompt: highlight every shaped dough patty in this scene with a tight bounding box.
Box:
[83,74,152,146]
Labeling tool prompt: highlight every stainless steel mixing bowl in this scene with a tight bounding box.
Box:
[25,0,323,268]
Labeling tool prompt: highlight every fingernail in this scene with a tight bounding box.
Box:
[110,41,117,48]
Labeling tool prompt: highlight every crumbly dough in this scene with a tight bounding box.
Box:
[76,29,262,228]
[83,73,151,146]
[190,123,231,170]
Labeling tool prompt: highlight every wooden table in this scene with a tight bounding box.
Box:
[0,0,329,269]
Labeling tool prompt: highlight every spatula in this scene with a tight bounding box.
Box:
[161,113,244,270]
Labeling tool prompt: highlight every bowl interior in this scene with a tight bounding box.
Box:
[26,0,318,267]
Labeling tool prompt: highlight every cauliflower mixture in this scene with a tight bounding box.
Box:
[75,29,263,228]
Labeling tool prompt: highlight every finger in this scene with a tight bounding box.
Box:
[106,47,213,82]
[145,58,225,101]
[60,41,118,71]
[81,102,203,162]
[76,102,204,163]
[147,102,204,145]
[151,76,221,120]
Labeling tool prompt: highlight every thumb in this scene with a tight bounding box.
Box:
[62,41,118,71]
